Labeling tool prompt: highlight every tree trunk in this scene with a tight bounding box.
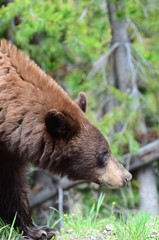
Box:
[107,0,158,214]
[138,165,159,214]
[107,0,130,91]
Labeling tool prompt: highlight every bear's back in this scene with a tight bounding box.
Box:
[0,40,87,163]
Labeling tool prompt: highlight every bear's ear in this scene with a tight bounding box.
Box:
[45,109,75,140]
[75,92,87,112]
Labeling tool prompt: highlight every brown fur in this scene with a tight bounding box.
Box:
[0,40,132,239]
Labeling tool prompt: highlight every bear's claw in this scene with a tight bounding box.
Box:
[24,226,56,240]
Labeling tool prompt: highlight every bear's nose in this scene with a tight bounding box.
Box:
[124,172,132,183]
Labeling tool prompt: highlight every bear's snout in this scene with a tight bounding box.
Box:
[121,171,132,188]
[96,154,132,189]
[123,172,132,184]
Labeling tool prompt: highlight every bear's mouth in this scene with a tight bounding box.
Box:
[95,179,126,189]
[94,179,114,188]
[107,181,128,189]
[106,182,114,188]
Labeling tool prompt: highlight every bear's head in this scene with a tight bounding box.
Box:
[45,93,132,188]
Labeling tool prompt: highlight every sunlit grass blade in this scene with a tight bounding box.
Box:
[8,213,17,240]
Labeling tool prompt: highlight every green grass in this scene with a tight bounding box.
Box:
[0,194,159,240]
[51,194,159,240]
[57,193,109,239]
[115,212,159,240]
[57,211,159,240]
[0,216,23,240]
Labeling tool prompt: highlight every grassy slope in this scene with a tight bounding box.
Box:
[1,212,159,240]
[1,195,159,240]
[58,212,159,240]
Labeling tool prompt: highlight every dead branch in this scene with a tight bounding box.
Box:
[29,179,85,208]
[87,42,119,79]
[124,139,159,171]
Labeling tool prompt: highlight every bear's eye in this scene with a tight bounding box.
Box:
[97,148,109,167]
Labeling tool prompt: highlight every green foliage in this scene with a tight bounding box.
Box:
[0,0,109,71]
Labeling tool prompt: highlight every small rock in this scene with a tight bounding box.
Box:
[66,229,75,234]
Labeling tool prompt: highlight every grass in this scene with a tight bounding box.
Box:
[57,211,159,240]
[0,217,23,240]
[57,193,109,239]
[115,212,159,240]
[0,194,159,239]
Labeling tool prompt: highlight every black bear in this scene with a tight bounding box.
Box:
[0,40,132,239]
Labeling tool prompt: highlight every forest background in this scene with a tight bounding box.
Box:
[0,0,159,239]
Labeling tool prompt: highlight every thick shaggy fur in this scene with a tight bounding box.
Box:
[0,40,85,164]
[0,40,131,239]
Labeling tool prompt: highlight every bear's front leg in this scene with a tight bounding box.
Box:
[0,159,55,240]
